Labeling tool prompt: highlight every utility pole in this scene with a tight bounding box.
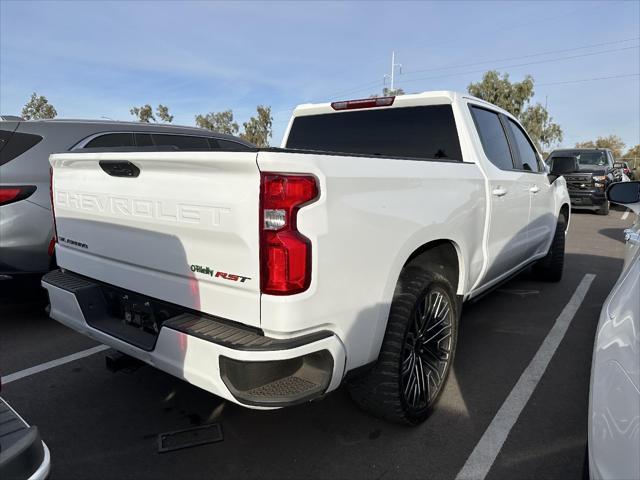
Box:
[542,95,549,153]
[384,51,402,93]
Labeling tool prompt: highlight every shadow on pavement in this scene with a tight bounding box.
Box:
[598,228,626,243]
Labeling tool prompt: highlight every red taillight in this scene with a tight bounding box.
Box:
[260,173,319,295]
[331,96,395,111]
[0,185,36,206]
[48,237,56,257]
[0,188,21,204]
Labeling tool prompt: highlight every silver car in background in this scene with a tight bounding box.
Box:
[0,118,253,279]
[588,181,640,480]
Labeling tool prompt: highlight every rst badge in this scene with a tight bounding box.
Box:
[190,264,251,283]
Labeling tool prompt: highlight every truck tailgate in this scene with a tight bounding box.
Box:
[50,151,261,328]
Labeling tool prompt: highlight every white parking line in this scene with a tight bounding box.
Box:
[621,209,630,221]
[456,273,596,480]
[2,345,110,385]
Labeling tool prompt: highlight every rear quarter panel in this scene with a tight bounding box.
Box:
[257,150,486,370]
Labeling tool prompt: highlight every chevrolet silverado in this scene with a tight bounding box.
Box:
[43,91,571,424]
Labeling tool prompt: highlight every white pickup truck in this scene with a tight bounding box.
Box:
[43,91,571,424]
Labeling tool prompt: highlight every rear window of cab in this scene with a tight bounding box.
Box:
[285,105,463,161]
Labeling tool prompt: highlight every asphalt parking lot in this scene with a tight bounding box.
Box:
[0,208,634,480]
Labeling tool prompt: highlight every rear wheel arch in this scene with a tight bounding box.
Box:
[364,239,464,372]
[348,265,461,424]
[402,240,463,295]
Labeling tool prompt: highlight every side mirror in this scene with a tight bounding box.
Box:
[613,162,624,169]
[550,156,579,175]
[607,181,640,214]
[548,156,579,183]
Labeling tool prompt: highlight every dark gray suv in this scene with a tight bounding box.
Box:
[0,119,253,279]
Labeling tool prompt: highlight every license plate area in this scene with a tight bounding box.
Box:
[103,287,180,335]
[74,283,183,351]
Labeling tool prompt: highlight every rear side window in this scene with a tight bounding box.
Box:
[506,119,541,172]
[152,134,209,150]
[470,107,514,171]
[0,129,12,152]
[0,130,44,166]
[85,133,134,148]
[285,105,463,161]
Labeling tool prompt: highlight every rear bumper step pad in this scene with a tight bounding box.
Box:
[164,314,332,351]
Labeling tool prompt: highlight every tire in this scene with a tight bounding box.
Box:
[347,267,460,425]
[533,217,565,282]
[582,443,590,480]
[596,201,609,216]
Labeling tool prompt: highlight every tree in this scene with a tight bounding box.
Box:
[156,104,173,123]
[129,104,173,123]
[575,135,626,159]
[468,71,534,117]
[519,103,563,153]
[467,70,562,151]
[623,144,640,171]
[21,92,57,120]
[195,110,239,135]
[624,144,640,159]
[130,104,155,123]
[240,105,273,147]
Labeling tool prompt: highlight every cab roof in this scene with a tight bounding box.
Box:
[291,90,513,119]
[292,91,460,117]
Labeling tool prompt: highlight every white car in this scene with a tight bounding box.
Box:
[42,91,571,424]
[588,181,640,479]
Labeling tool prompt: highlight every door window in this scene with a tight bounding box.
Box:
[506,119,542,173]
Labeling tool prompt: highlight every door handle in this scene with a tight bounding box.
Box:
[529,185,540,194]
[492,187,508,197]
[623,229,640,245]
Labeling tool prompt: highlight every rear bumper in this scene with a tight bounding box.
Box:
[0,397,50,480]
[42,269,346,408]
[0,199,54,275]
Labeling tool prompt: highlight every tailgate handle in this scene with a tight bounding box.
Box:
[99,160,140,178]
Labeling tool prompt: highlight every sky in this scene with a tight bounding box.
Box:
[1,0,639,150]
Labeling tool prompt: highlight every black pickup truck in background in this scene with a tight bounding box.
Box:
[546,148,623,215]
